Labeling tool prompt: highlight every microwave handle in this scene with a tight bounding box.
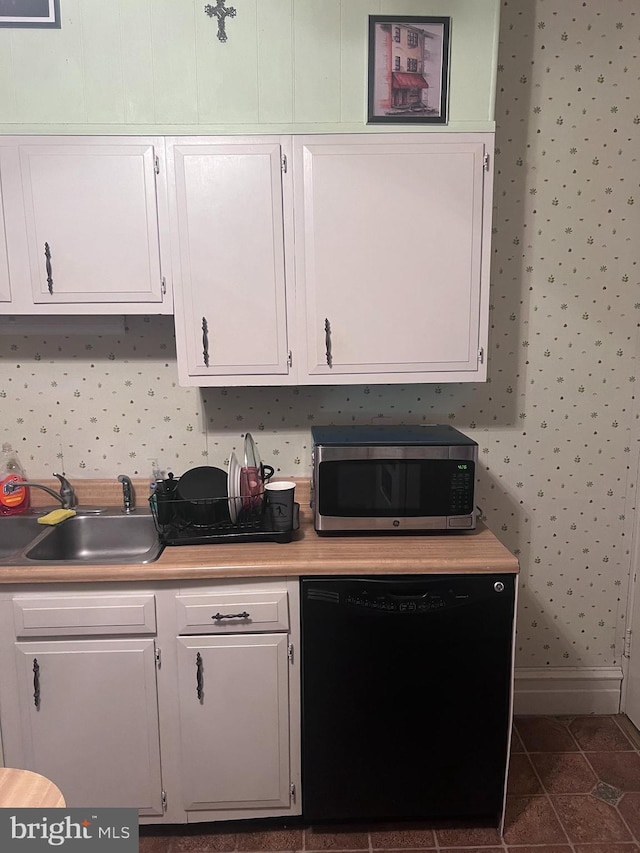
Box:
[309,449,315,508]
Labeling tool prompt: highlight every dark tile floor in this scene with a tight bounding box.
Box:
[140,715,640,853]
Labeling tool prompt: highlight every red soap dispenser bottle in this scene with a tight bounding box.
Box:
[0,443,30,516]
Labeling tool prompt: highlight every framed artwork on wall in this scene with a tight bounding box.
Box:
[368,15,450,125]
[0,0,60,28]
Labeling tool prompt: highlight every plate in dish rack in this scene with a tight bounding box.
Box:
[244,432,262,470]
[227,451,242,523]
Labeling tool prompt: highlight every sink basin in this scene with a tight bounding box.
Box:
[22,510,163,565]
[0,515,45,559]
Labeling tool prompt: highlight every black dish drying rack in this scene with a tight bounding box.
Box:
[149,478,299,545]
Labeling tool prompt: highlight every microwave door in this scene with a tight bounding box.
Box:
[405,462,422,515]
[379,461,433,517]
[375,462,413,515]
[376,463,396,510]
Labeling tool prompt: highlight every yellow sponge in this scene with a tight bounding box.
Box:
[37,509,76,525]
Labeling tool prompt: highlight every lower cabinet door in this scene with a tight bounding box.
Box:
[14,639,164,814]
[177,633,291,812]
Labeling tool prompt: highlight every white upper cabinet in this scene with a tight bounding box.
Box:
[168,137,294,386]
[0,137,172,315]
[21,140,166,307]
[0,155,10,303]
[293,133,493,384]
[168,132,494,387]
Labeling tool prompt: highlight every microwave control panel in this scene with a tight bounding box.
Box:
[450,465,474,515]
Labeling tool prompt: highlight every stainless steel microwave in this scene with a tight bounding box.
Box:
[311,425,478,534]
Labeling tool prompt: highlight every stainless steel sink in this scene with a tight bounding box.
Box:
[0,509,163,565]
[0,515,46,560]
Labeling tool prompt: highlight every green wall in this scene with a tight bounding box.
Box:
[0,0,498,134]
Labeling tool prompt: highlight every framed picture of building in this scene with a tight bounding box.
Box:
[0,0,60,28]
[368,16,450,124]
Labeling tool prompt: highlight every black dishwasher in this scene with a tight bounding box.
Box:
[300,574,516,824]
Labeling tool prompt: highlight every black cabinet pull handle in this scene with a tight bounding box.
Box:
[33,657,40,709]
[202,317,209,367]
[212,611,250,620]
[324,318,332,367]
[196,651,203,701]
[44,243,53,294]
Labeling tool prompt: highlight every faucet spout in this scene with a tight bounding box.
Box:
[118,475,135,514]
[6,475,76,510]
[53,473,77,509]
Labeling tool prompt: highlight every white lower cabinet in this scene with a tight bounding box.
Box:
[0,579,301,825]
[14,639,164,814]
[171,580,301,823]
[177,634,292,812]
[0,591,163,814]
[0,588,163,816]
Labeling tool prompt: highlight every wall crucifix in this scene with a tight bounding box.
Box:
[204,0,237,43]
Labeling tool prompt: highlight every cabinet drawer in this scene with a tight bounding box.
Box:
[13,594,157,637]
[176,590,289,634]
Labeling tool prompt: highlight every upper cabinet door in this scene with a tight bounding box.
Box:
[293,134,493,385]
[19,140,166,306]
[168,138,293,385]
[0,150,11,303]
[0,187,10,304]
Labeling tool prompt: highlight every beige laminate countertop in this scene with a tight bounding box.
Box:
[0,479,518,583]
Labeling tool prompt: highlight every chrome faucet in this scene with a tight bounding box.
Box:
[117,475,135,514]
[6,472,77,510]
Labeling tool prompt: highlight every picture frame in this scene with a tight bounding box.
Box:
[367,15,450,125]
[0,0,60,28]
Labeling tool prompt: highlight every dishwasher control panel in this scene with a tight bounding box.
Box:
[345,593,453,612]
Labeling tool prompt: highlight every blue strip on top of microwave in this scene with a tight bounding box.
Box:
[311,424,477,447]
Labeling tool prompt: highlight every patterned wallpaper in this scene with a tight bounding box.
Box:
[0,0,639,671]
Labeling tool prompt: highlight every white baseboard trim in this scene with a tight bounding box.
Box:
[514,666,623,716]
